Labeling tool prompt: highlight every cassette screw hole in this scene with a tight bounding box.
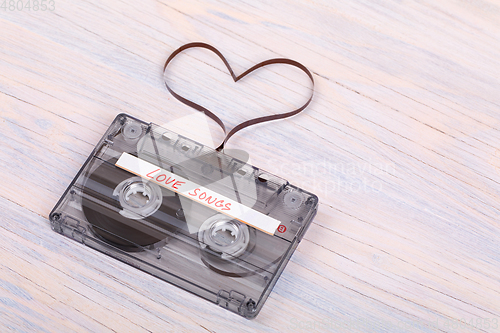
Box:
[51,213,61,221]
[246,300,256,312]
[176,208,185,219]
[306,197,315,205]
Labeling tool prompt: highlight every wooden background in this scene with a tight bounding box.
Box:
[1,0,499,332]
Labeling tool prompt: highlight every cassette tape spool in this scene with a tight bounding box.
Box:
[50,114,318,318]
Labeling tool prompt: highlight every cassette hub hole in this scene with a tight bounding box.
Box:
[124,183,152,208]
[199,215,250,259]
[114,177,163,220]
[211,224,237,246]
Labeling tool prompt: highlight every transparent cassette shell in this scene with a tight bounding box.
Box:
[50,113,318,319]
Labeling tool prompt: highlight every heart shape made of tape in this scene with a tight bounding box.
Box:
[163,42,314,151]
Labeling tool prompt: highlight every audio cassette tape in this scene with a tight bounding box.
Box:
[50,113,318,318]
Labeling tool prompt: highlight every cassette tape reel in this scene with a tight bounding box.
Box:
[50,114,318,318]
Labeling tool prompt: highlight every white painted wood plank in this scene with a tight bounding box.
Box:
[1,0,499,332]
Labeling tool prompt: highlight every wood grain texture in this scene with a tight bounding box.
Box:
[1,0,499,332]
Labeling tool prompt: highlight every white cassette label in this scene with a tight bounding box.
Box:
[115,152,281,235]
